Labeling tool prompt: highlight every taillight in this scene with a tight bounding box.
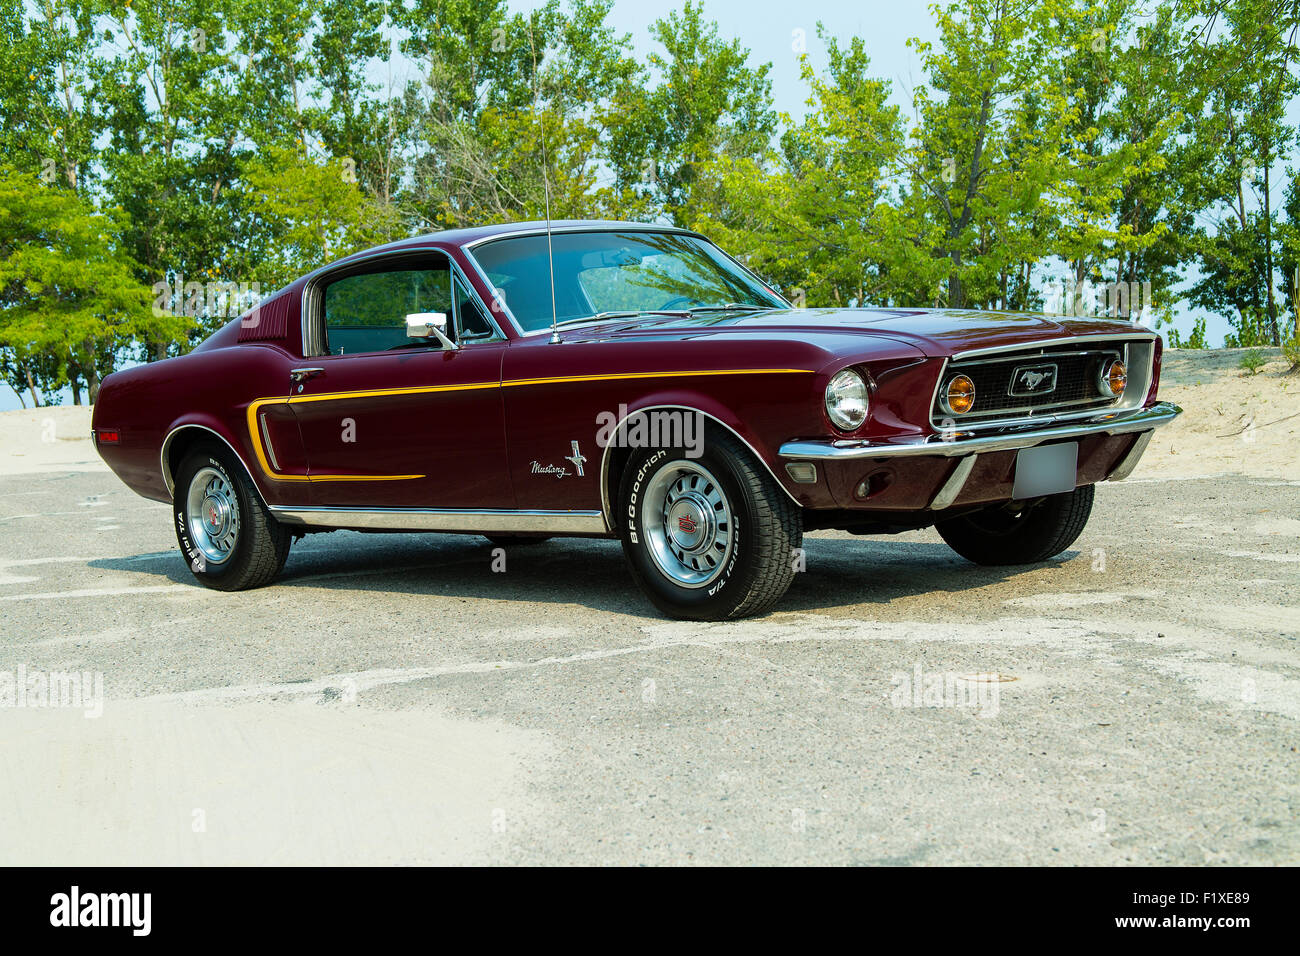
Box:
[95,429,120,444]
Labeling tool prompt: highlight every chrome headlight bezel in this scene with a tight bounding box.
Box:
[940,373,977,416]
[1097,357,1127,398]
[824,368,869,432]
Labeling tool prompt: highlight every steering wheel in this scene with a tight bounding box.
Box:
[659,296,704,311]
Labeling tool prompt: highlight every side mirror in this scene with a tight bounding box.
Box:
[405,312,458,350]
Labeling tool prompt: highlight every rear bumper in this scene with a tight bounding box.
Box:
[779,401,1181,461]
[778,401,1181,513]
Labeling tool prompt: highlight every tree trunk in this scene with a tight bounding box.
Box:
[25,367,41,407]
[84,341,102,404]
[1264,160,1279,345]
[948,252,964,309]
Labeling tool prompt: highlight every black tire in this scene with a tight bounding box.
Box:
[174,444,291,591]
[483,535,552,546]
[936,483,1094,566]
[618,431,802,620]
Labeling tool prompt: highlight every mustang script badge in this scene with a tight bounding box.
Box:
[530,441,588,479]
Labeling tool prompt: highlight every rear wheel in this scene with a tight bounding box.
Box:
[936,484,1094,566]
[174,444,290,590]
[618,432,801,620]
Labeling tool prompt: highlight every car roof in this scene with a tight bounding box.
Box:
[345,220,697,258]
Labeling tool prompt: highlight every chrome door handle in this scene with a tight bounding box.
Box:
[289,367,324,383]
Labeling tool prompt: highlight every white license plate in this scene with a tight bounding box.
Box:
[1012,442,1078,499]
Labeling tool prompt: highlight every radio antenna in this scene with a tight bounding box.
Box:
[528,16,560,344]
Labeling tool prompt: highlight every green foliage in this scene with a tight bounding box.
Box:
[686,27,922,307]
[1238,348,1267,374]
[607,1,774,224]
[1166,316,1208,349]
[1179,0,1300,346]
[1,0,1299,402]
[0,166,186,403]
[239,146,404,292]
[1282,332,1300,371]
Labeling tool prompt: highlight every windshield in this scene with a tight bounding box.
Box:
[468,230,787,333]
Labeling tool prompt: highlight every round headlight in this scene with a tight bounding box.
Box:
[1098,358,1126,397]
[825,369,869,431]
[942,374,976,415]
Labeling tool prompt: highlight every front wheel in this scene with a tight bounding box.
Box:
[618,432,802,620]
[936,483,1094,566]
[174,444,291,590]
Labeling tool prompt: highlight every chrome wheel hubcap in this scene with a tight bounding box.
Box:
[642,460,733,588]
[187,467,240,565]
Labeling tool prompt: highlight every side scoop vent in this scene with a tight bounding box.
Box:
[236,294,290,342]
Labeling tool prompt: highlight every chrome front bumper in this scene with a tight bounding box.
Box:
[779,401,1181,508]
[779,401,1181,462]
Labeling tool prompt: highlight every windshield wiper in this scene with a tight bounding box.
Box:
[557,310,690,326]
[685,303,768,314]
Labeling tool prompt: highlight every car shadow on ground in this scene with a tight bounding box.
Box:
[89,531,1079,620]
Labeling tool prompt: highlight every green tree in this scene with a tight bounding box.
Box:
[1180,0,1300,344]
[607,0,775,224]
[904,0,1074,309]
[237,146,403,291]
[0,167,186,403]
[687,28,927,307]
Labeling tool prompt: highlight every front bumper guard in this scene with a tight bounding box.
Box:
[778,401,1182,509]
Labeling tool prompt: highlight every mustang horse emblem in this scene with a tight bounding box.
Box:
[564,441,587,477]
[1009,364,1057,396]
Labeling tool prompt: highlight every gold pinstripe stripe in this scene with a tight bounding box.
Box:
[247,368,812,482]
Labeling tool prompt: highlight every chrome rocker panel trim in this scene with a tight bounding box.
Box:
[269,506,607,534]
[779,401,1181,461]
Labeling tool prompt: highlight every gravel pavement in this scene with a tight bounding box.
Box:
[1,468,1297,864]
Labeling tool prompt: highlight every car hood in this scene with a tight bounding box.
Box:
[556,307,1153,357]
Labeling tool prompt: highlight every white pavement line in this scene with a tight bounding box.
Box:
[141,616,1088,705]
[1,584,193,601]
[125,612,1300,721]
[0,556,93,567]
[1122,473,1238,483]
[1215,550,1300,564]
[0,511,82,521]
[21,615,202,647]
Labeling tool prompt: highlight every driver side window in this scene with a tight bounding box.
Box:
[323,263,452,355]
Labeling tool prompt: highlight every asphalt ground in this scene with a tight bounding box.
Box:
[1,468,1297,864]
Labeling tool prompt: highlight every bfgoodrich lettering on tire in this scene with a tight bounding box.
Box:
[618,429,802,620]
[174,443,290,591]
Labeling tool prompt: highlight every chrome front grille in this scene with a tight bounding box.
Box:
[933,340,1136,426]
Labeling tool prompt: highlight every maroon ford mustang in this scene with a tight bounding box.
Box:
[92,221,1180,620]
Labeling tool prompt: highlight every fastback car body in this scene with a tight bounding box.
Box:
[93,221,1181,619]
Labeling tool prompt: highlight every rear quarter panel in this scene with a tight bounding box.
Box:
[93,341,300,505]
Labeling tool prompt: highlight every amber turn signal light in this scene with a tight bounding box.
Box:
[942,374,976,415]
[1098,359,1127,397]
